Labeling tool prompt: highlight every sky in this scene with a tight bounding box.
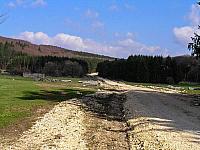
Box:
[0,0,199,58]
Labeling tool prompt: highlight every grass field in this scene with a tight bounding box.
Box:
[0,75,96,128]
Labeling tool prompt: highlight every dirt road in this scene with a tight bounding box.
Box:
[1,78,200,150]
[125,90,200,150]
[101,78,200,149]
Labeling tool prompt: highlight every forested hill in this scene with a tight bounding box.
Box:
[0,36,114,73]
[0,36,113,60]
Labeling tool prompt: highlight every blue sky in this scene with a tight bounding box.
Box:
[0,0,199,58]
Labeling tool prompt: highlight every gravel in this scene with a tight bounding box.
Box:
[3,99,87,150]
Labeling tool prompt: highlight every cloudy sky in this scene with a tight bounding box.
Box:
[0,0,199,58]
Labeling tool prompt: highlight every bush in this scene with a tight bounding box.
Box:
[166,77,174,85]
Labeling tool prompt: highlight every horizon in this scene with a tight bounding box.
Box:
[0,0,198,58]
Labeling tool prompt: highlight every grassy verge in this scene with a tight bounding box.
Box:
[0,75,96,128]
[176,82,200,95]
[124,81,200,95]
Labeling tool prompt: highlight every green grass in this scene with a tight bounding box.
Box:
[0,75,95,128]
[43,76,100,91]
[183,89,200,95]
[177,82,200,87]
[124,81,167,87]
[177,82,200,95]
[0,76,46,128]
[124,81,200,95]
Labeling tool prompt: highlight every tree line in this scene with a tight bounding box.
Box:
[97,55,200,84]
[0,42,88,77]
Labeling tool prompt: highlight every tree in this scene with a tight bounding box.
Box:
[0,14,7,24]
[188,32,200,58]
[188,2,200,58]
[0,42,88,77]
[97,55,184,84]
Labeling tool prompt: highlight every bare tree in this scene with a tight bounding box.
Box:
[0,14,7,24]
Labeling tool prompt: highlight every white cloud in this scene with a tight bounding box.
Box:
[118,38,160,53]
[126,32,135,38]
[173,4,200,46]
[188,4,200,25]
[8,0,46,8]
[114,32,120,38]
[17,31,51,44]
[16,0,24,5]
[109,4,134,12]
[173,26,195,45]
[32,0,46,7]
[85,9,99,19]
[109,5,119,11]
[91,21,104,29]
[113,32,136,40]
[83,9,104,33]
[14,31,165,58]
[8,0,24,8]
[124,4,134,11]
[53,33,86,50]
[15,32,85,50]
[8,2,16,8]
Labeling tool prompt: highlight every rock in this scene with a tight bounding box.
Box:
[61,80,72,83]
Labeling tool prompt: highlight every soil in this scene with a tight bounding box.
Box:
[82,92,129,150]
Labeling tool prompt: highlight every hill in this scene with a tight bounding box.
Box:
[0,36,114,72]
[0,36,113,59]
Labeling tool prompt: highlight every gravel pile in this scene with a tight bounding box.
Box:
[4,99,87,150]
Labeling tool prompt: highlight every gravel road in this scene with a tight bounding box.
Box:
[124,89,200,150]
